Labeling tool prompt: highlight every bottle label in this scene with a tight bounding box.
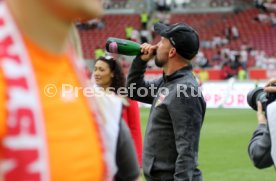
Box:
[109,42,118,54]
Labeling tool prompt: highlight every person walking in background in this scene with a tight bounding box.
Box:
[93,56,143,168]
[231,25,239,40]
[127,22,206,181]
[140,11,149,29]
[125,25,134,40]
[140,28,151,44]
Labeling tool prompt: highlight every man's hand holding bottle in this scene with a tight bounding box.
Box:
[140,43,158,62]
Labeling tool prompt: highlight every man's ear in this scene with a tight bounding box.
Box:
[169,48,177,58]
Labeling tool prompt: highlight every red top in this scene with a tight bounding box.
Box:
[122,99,143,167]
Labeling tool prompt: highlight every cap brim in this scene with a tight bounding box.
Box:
[154,22,170,37]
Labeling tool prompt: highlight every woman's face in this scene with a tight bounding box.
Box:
[93,60,113,89]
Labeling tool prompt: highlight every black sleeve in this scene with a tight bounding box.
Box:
[126,56,163,104]
[167,88,205,181]
[115,120,140,181]
[248,124,274,169]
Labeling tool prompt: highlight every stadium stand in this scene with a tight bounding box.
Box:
[80,8,276,58]
[79,14,140,59]
[78,0,276,79]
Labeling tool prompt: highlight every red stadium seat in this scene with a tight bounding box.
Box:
[79,8,276,61]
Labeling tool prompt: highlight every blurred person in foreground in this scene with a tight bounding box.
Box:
[126,22,206,181]
[92,56,143,168]
[248,78,276,169]
[0,0,140,180]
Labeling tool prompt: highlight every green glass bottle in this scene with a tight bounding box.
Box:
[105,37,141,56]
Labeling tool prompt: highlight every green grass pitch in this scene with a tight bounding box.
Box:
[139,108,276,181]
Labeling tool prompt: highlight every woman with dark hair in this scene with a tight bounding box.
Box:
[93,56,143,168]
[94,56,126,93]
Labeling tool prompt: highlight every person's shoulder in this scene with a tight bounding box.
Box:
[172,73,203,99]
[178,73,199,88]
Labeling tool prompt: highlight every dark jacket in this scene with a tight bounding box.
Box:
[248,124,274,169]
[127,56,206,181]
[115,120,141,181]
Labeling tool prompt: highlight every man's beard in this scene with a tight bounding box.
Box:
[154,57,165,68]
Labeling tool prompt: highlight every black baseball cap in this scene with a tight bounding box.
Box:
[154,22,199,60]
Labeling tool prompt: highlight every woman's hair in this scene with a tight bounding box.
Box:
[96,56,126,93]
